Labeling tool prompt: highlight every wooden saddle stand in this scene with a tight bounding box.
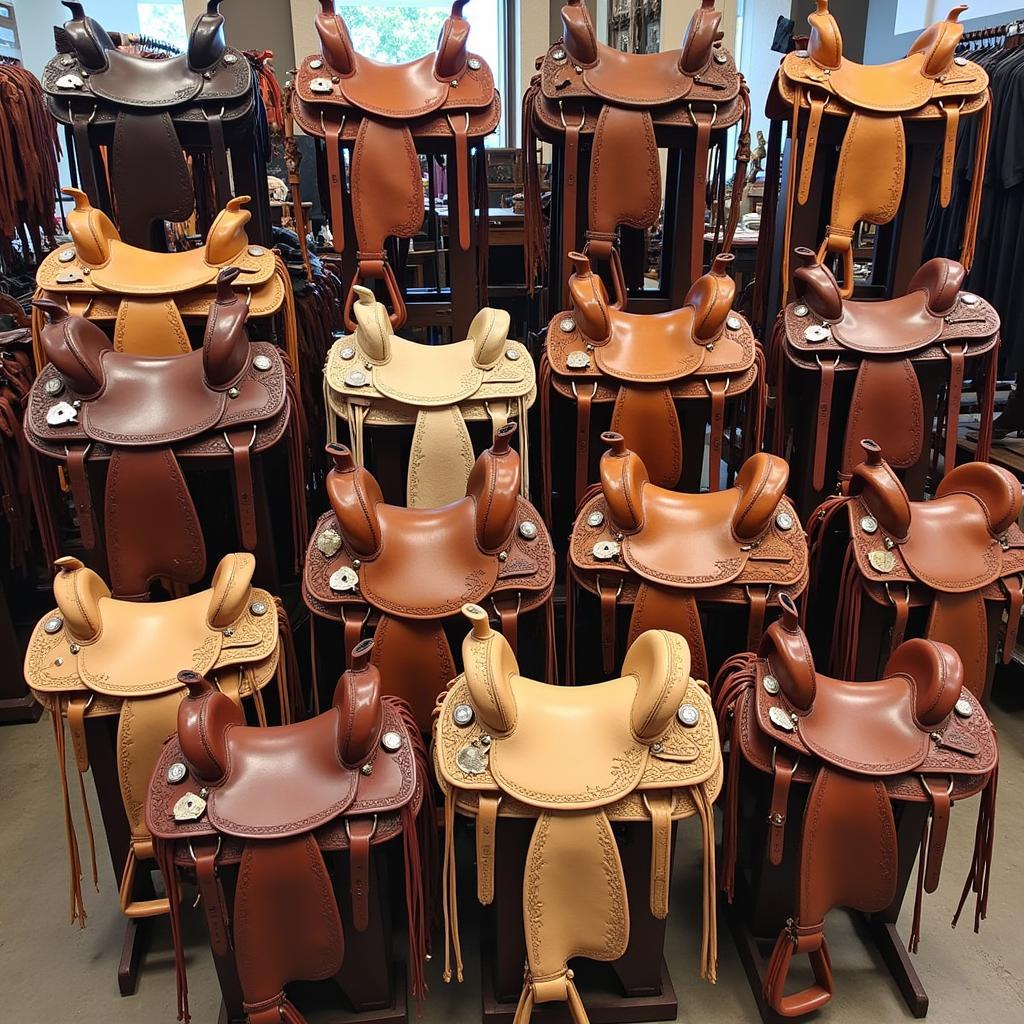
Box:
[43,1,270,248]
[434,606,722,1024]
[26,270,304,600]
[810,440,1024,702]
[324,288,536,507]
[23,553,288,931]
[714,595,998,1018]
[148,643,432,1024]
[292,0,499,332]
[523,0,750,306]
[303,424,555,729]
[569,433,808,683]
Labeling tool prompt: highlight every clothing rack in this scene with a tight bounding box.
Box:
[960,20,1024,44]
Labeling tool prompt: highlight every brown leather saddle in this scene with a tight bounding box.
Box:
[147,642,431,1024]
[434,606,722,1021]
[324,288,537,507]
[292,0,500,328]
[770,1,990,297]
[25,270,302,599]
[303,424,555,729]
[570,434,808,681]
[714,596,998,1017]
[770,251,1000,492]
[524,0,750,293]
[23,552,284,928]
[43,2,257,246]
[811,440,1024,699]
[543,251,762,513]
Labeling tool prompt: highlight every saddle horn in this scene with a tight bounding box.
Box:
[567,252,612,343]
[884,639,963,729]
[177,670,245,784]
[203,268,250,390]
[32,300,108,399]
[600,432,647,534]
[468,307,511,368]
[333,639,384,768]
[758,593,816,711]
[435,0,471,80]
[622,631,692,743]
[466,424,520,553]
[52,556,109,643]
[561,0,598,67]
[791,247,843,321]
[686,253,736,343]
[679,0,722,75]
[847,440,912,542]
[60,1,114,72]
[205,196,253,265]
[351,287,392,363]
[316,0,356,76]
[732,454,790,542]
[907,6,967,78]
[461,603,519,735]
[63,188,120,266]
[188,0,227,73]
[807,0,842,71]
[325,443,383,558]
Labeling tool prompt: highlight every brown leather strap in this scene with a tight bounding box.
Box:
[921,775,951,894]
[813,357,837,493]
[449,113,471,252]
[67,695,90,774]
[475,794,500,906]
[690,114,712,286]
[323,113,346,253]
[598,577,619,676]
[939,102,961,208]
[746,585,769,652]
[193,840,231,957]
[706,378,728,492]
[225,426,258,551]
[205,109,231,213]
[1001,575,1023,664]
[798,93,827,206]
[71,111,101,209]
[944,344,965,473]
[562,117,581,308]
[889,584,910,653]
[768,749,796,866]
[65,445,97,550]
[610,385,682,489]
[628,582,708,683]
[646,790,674,920]
[843,357,923,476]
[340,605,366,667]
[494,597,519,658]
[348,817,375,932]
[927,590,989,699]
[574,382,595,508]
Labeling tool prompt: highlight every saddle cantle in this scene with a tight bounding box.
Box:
[147,642,432,1024]
[524,0,750,295]
[23,552,284,927]
[543,252,763,513]
[43,2,260,246]
[25,269,303,598]
[770,251,1000,492]
[303,423,555,729]
[434,605,722,1021]
[292,0,500,328]
[770,1,990,297]
[325,287,537,507]
[714,596,998,1017]
[570,433,808,681]
[811,440,1024,699]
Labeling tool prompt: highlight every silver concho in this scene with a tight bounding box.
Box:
[69,643,80,655]
[345,370,369,387]
[677,703,700,727]
[167,762,188,785]
[56,74,85,90]
[456,736,491,775]
[43,615,64,635]
[227,386,240,399]
[309,77,334,94]
[339,346,356,360]
[519,520,538,541]
[60,56,75,67]
[453,703,475,727]
[804,324,831,343]
[224,52,238,65]
[566,351,590,370]
[505,348,520,361]
[309,58,324,70]
[954,55,969,66]
[381,731,403,753]
[954,697,973,719]
[317,528,342,557]
[55,273,84,284]
[726,316,742,331]
[768,706,795,732]
[329,566,360,592]
[172,792,207,822]
[468,58,482,70]
[762,674,780,695]
[249,600,268,617]
[247,246,265,257]
[44,377,65,397]
[58,248,76,263]
[46,401,79,427]
[553,48,567,61]
[586,510,605,529]
[592,539,620,561]
[860,515,878,535]
[714,51,728,64]
[559,317,576,333]
[960,292,980,306]
[868,549,897,574]
[775,512,794,531]
[252,354,273,371]
[793,304,809,318]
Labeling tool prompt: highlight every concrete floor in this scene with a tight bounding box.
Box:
[2,690,1022,1024]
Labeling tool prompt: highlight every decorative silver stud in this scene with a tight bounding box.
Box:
[344,370,369,387]
[586,510,605,528]
[453,703,475,727]
[714,51,728,64]
[860,515,878,535]
[468,58,482,70]
[56,74,84,90]
[505,348,520,360]
[519,521,538,541]
[223,627,235,637]
[310,59,323,70]
[173,792,207,821]
[247,246,265,257]
[44,377,65,397]
[61,56,75,67]
[227,386,240,399]
[804,324,831,343]
[954,697,973,718]
[167,762,188,784]
[69,643,80,654]
[498,551,509,562]
[762,674,780,695]
[651,741,664,753]
[54,657,64,667]
[592,539,620,561]
[361,763,374,776]
[793,304,809,317]
[566,351,590,370]
[317,528,342,557]
[677,703,700,727]
[224,52,238,65]
[726,316,742,331]
[768,706,795,731]
[73,400,81,409]
[553,48,567,61]
[559,317,576,333]
[339,346,356,360]
[43,615,63,635]
[884,537,895,550]
[46,401,78,427]
[58,248,76,263]
[960,292,980,305]
[252,354,272,371]
[381,731,403,753]
[954,55,969,66]
[55,273,83,284]
[456,737,491,775]
[868,549,897,573]
[250,600,268,616]
[775,512,794,531]
[329,566,359,593]
[309,77,333,93]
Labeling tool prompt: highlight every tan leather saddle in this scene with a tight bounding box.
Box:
[435,606,722,1021]
[715,596,998,1017]
[770,1,990,297]
[303,424,555,729]
[543,251,762,513]
[25,271,302,599]
[292,0,500,328]
[570,433,808,681]
[146,643,430,1024]
[811,440,1024,699]
[23,552,284,928]
[770,251,1000,492]
[34,188,297,372]
[325,287,537,507]
[524,0,750,293]
[43,2,257,246]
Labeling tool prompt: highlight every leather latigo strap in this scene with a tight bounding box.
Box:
[770,252,1000,494]
[434,607,723,1021]
[770,1,990,299]
[301,425,555,730]
[713,596,999,1018]
[23,552,282,927]
[146,645,432,1024]
[569,435,808,678]
[43,2,254,245]
[291,0,500,328]
[25,270,297,597]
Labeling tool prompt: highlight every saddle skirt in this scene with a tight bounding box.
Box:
[434,606,722,1021]
[325,287,537,507]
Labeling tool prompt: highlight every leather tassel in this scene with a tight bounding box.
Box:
[752,342,767,452]
[953,754,998,934]
[909,813,929,954]
[694,784,718,983]
[153,838,189,1022]
[539,354,553,527]
[441,788,463,983]
[51,705,87,926]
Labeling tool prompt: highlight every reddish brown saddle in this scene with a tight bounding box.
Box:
[292,0,500,328]
[569,433,808,681]
[25,269,302,598]
[303,423,555,728]
[715,596,998,1017]
[148,644,431,1024]
[769,251,1000,493]
[811,440,1024,700]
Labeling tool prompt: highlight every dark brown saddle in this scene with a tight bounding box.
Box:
[569,433,808,682]
[714,596,998,1017]
[812,440,1024,699]
[771,251,1000,492]
[303,424,555,729]
[43,2,256,245]
[25,269,298,598]
[147,644,431,1024]
[542,251,762,514]
[524,0,750,294]
[292,0,500,329]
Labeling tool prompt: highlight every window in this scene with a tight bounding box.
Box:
[137,2,187,50]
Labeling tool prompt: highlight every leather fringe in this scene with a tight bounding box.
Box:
[952,750,998,936]
[521,77,547,295]
[153,837,189,1022]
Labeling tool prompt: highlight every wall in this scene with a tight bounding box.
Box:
[185,0,294,65]
[790,0,866,60]
[16,0,141,77]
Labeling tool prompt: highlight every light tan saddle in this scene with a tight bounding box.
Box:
[23,552,287,926]
[434,606,722,1023]
[325,287,536,507]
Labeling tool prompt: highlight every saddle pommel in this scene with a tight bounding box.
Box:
[63,187,119,266]
[847,440,912,542]
[333,638,384,768]
[461,603,519,735]
[733,454,790,542]
[622,630,692,742]
[679,0,722,75]
[600,432,647,533]
[792,247,842,321]
[907,258,964,316]
[325,443,384,558]
[807,0,842,71]
[907,6,966,77]
[884,639,963,728]
[53,556,109,642]
[466,424,520,553]
[60,2,114,72]
[758,593,816,711]
[188,1,226,73]
[685,252,736,343]
[177,672,244,783]
[567,252,612,344]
